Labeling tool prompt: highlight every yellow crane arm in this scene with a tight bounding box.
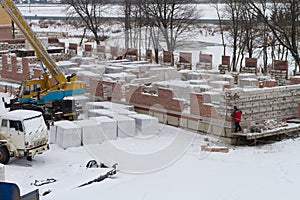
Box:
[0,0,67,84]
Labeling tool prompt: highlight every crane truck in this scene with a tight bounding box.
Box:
[0,0,85,124]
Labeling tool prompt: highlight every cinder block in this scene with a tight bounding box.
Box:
[167,115,179,126]
[129,114,160,136]
[89,117,117,141]
[55,121,81,149]
[114,115,136,138]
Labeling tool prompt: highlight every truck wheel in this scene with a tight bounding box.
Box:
[27,156,32,161]
[0,146,10,164]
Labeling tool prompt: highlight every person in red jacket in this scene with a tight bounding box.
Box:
[231,106,242,133]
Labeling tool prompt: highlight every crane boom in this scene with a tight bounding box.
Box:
[0,0,84,105]
[0,0,67,83]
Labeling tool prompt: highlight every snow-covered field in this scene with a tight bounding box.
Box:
[4,128,300,200]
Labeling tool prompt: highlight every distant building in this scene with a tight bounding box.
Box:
[0,6,13,39]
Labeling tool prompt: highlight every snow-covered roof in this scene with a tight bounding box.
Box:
[0,110,42,121]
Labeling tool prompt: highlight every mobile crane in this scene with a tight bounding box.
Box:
[0,0,85,122]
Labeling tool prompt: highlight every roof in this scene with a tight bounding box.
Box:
[0,110,42,121]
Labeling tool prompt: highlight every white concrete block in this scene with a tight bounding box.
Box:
[56,121,81,149]
[90,116,117,140]
[74,119,105,145]
[129,114,160,136]
[114,115,136,138]
[88,109,115,118]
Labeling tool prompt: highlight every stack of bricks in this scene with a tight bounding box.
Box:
[220,85,300,128]
[219,56,230,74]
[163,50,173,66]
[196,53,213,70]
[0,42,24,53]
[176,52,192,70]
[96,45,106,60]
[241,58,258,74]
[83,44,93,57]
[270,60,289,86]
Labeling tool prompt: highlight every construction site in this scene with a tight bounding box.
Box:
[1,1,300,200]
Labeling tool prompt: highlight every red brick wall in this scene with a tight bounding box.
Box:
[1,55,30,81]
[273,60,288,70]
[199,53,212,64]
[69,43,78,54]
[222,56,230,68]
[179,52,192,63]
[163,50,173,63]
[126,85,184,112]
[263,80,278,87]
[290,77,300,85]
[0,25,12,40]
[85,44,93,52]
[190,93,228,121]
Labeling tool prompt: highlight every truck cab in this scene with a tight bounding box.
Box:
[0,110,49,164]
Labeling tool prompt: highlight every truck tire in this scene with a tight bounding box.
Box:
[27,156,32,161]
[0,146,10,164]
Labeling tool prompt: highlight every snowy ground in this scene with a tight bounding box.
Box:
[4,129,300,200]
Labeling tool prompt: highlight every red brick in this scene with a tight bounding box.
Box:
[127,85,184,112]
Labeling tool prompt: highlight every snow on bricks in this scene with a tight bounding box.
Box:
[126,84,185,113]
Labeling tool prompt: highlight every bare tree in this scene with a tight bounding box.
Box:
[248,0,300,74]
[64,0,106,45]
[139,0,201,65]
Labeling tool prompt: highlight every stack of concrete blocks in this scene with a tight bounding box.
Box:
[113,115,136,138]
[68,67,84,74]
[0,42,24,53]
[53,120,81,149]
[85,101,135,117]
[269,60,289,86]
[74,118,117,145]
[81,57,96,65]
[96,45,106,60]
[89,116,117,141]
[129,114,160,137]
[88,64,106,75]
[149,67,181,81]
[209,81,230,90]
[131,76,160,85]
[220,84,300,131]
[77,71,101,88]
[88,109,115,118]
[238,73,259,88]
[238,78,259,88]
[25,37,48,50]
[218,64,230,74]
[103,72,136,83]
[105,65,124,74]
[57,61,78,73]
